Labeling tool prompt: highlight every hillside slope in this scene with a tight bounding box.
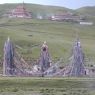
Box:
[0,3,72,18]
[76,6,95,16]
[0,18,95,62]
[0,3,95,18]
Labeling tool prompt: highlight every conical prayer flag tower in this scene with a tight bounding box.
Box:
[70,39,85,77]
[39,41,51,74]
[3,37,15,76]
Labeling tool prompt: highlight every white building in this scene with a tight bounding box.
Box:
[80,22,93,25]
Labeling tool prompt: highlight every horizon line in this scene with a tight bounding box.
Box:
[0,2,95,9]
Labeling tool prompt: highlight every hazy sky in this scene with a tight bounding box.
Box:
[0,0,95,9]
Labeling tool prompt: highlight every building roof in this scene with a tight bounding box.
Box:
[8,3,32,18]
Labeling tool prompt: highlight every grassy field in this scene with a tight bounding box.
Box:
[0,12,95,95]
[0,77,94,95]
[0,18,95,62]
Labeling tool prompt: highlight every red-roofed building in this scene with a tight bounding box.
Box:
[50,12,84,22]
[8,3,32,18]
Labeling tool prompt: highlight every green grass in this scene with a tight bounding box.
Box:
[77,6,95,16]
[0,77,94,95]
[0,18,95,64]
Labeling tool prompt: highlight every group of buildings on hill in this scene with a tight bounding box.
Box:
[4,3,84,21]
[3,3,93,25]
